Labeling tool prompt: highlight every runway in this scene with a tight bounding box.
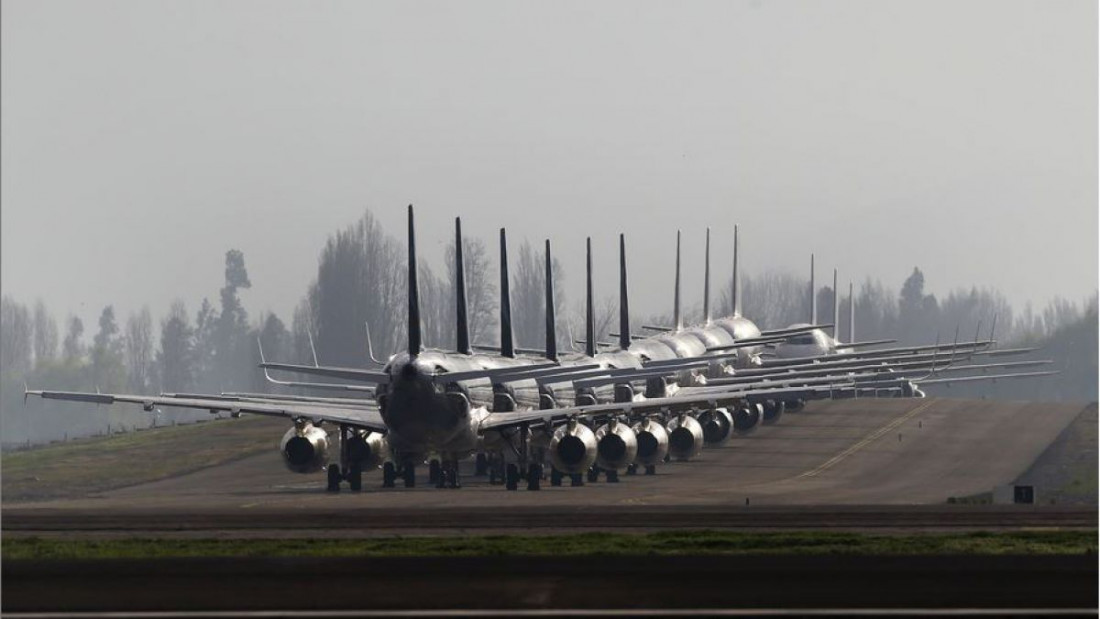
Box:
[4,398,1093,536]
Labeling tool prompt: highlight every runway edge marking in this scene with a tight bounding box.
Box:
[794,400,936,480]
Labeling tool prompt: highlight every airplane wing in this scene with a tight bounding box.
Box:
[25,389,387,433]
[476,382,844,432]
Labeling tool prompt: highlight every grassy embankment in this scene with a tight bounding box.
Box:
[3,531,1095,560]
[1,415,286,502]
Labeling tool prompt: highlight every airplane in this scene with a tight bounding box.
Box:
[29,206,859,493]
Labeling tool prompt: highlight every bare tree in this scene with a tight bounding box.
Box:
[32,300,58,364]
[124,307,155,393]
[511,240,565,350]
[444,236,497,346]
[311,209,407,366]
[62,315,85,362]
[158,300,194,393]
[1,296,33,374]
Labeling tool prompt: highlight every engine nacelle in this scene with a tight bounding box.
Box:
[666,413,704,461]
[549,419,598,474]
[280,422,329,474]
[595,418,638,472]
[631,417,670,466]
[696,408,734,446]
[732,403,763,436]
[761,399,785,425]
[344,430,390,469]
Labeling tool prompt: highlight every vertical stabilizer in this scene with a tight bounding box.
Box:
[499,228,515,358]
[674,230,682,331]
[454,217,471,354]
[585,238,596,357]
[619,234,631,351]
[848,281,855,343]
[407,205,422,357]
[832,268,839,340]
[703,228,711,324]
[544,239,557,360]
[731,225,740,316]
[809,254,817,325]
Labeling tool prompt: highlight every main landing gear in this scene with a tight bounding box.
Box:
[325,462,364,493]
[380,460,415,489]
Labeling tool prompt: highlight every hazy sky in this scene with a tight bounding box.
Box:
[2,1,1096,333]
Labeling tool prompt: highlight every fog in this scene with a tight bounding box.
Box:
[2,0,1096,331]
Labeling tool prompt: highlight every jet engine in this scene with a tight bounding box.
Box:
[548,419,598,474]
[280,422,329,474]
[732,403,763,436]
[344,430,390,470]
[666,413,704,461]
[696,408,734,446]
[761,399,785,425]
[631,417,669,466]
[595,418,638,472]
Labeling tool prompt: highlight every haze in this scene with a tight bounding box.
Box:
[2,0,1096,330]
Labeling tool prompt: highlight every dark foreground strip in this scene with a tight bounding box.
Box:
[4,610,1099,618]
[4,505,1096,533]
[3,555,1096,612]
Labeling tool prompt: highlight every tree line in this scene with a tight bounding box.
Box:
[2,209,1096,446]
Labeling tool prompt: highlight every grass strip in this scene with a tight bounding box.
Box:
[1,416,286,502]
[4,530,1096,560]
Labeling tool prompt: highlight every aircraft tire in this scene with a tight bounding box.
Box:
[403,463,416,488]
[348,462,362,492]
[429,459,442,486]
[586,467,599,483]
[475,453,488,476]
[326,464,341,493]
[505,463,519,491]
[526,463,541,491]
[382,462,396,488]
[550,467,563,486]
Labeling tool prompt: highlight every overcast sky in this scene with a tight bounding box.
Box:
[2,1,1096,333]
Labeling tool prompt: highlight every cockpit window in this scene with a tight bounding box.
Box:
[789,335,816,346]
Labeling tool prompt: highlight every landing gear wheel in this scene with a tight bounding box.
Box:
[526,463,541,491]
[402,463,416,488]
[626,464,637,476]
[382,462,396,488]
[348,462,362,492]
[644,464,656,475]
[429,459,442,486]
[475,453,488,476]
[446,464,460,489]
[570,473,584,487]
[326,463,341,493]
[550,467,563,487]
[505,463,519,491]
[586,467,599,483]
[606,469,619,483]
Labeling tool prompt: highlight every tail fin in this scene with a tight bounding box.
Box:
[619,234,631,351]
[703,228,711,325]
[673,230,682,331]
[809,254,817,325]
[407,205,422,357]
[732,225,741,316]
[544,239,557,360]
[586,237,596,357]
[848,281,855,343]
[454,217,471,355]
[499,228,515,358]
[832,268,839,340]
